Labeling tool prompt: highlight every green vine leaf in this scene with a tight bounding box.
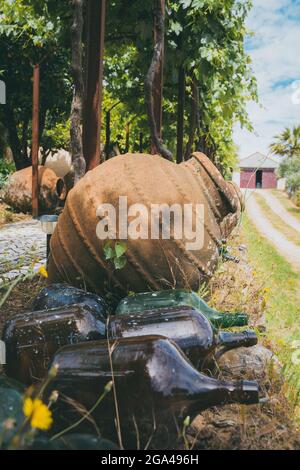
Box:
[114,256,127,270]
[103,241,115,260]
[115,241,127,258]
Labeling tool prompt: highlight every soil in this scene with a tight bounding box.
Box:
[0,277,47,337]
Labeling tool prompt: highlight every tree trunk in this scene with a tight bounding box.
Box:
[125,122,130,154]
[139,132,143,153]
[82,0,106,169]
[21,118,29,163]
[145,0,172,161]
[39,106,47,145]
[6,105,29,170]
[124,115,138,153]
[184,74,198,161]
[104,101,121,159]
[70,0,86,185]
[176,65,185,164]
[105,110,111,159]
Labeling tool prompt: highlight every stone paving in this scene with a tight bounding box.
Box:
[0,219,46,284]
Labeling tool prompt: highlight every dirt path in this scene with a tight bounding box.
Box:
[258,190,300,232]
[245,191,300,272]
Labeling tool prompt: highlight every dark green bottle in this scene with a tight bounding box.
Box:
[116,289,248,329]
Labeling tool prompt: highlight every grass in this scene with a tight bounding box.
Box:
[270,189,300,222]
[242,214,300,420]
[253,192,300,246]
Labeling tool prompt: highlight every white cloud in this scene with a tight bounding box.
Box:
[233,0,300,158]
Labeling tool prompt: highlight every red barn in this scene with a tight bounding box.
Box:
[238,152,279,189]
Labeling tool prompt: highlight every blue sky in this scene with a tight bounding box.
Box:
[233,0,300,158]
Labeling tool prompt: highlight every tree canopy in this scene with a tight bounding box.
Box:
[270,125,300,196]
[0,0,257,175]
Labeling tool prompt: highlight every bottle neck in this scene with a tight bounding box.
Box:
[214,330,258,360]
[187,374,259,416]
[191,295,249,327]
[213,312,249,328]
[160,346,259,414]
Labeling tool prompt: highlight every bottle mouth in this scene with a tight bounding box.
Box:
[241,330,258,347]
[239,380,260,404]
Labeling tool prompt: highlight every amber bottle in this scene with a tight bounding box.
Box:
[108,306,257,370]
[3,304,106,385]
[46,336,260,448]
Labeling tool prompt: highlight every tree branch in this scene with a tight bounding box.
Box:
[145,0,172,161]
[70,0,86,185]
[184,73,198,161]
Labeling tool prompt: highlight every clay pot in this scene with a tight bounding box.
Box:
[3,165,66,213]
[48,153,241,296]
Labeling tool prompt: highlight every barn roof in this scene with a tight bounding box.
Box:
[239,152,280,169]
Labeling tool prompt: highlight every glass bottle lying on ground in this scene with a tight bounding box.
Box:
[3,304,106,385]
[32,283,109,318]
[3,306,257,385]
[44,336,261,449]
[116,289,249,329]
[108,306,257,371]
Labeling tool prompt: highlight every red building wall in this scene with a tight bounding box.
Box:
[240,168,277,189]
[240,169,256,189]
[262,168,277,189]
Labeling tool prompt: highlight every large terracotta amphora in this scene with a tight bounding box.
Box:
[3,165,66,213]
[48,152,241,296]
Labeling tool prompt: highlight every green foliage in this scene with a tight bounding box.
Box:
[270,126,300,159]
[271,125,300,195]
[106,0,256,171]
[278,155,300,195]
[0,158,15,187]
[0,0,72,167]
[177,0,256,165]
[103,240,128,270]
[42,120,70,153]
[295,189,300,208]
[0,386,24,449]
[0,0,257,173]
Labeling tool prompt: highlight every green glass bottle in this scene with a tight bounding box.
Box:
[116,289,248,329]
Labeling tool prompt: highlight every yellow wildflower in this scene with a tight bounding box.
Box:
[263,287,270,294]
[38,265,48,279]
[38,265,48,278]
[23,398,53,431]
[252,270,257,277]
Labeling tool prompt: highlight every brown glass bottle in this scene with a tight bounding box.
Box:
[3,304,106,385]
[108,306,257,370]
[46,336,260,448]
